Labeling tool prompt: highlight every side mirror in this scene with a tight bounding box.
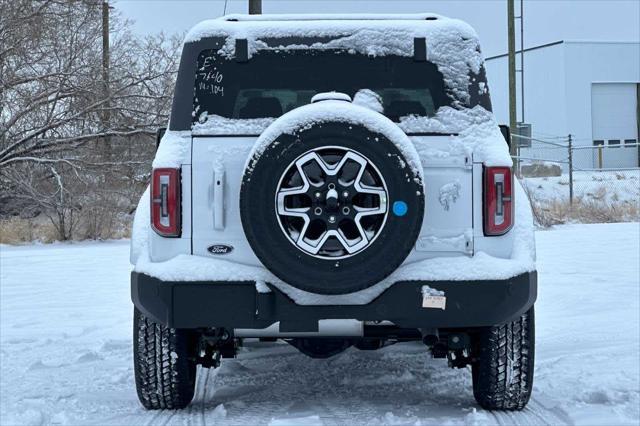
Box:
[498,124,511,149]
[156,127,167,150]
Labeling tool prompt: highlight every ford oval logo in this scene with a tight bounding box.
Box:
[207,244,233,255]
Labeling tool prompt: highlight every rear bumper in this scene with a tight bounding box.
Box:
[131,271,537,331]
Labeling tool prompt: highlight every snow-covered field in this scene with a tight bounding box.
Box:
[522,169,640,205]
[1,223,639,426]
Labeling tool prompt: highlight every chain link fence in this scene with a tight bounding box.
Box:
[512,134,640,226]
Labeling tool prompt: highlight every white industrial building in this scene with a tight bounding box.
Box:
[485,40,640,170]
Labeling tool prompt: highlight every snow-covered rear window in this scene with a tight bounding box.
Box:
[193,49,454,126]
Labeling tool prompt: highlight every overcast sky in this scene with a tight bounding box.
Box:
[113,0,639,57]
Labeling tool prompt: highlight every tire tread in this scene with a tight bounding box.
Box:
[472,307,535,411]
[133,308,196,410]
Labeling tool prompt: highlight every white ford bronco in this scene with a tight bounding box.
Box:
[130,13,537,411]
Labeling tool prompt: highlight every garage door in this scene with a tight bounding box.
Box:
[591,83,639,168]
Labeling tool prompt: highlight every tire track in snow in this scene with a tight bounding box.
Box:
[125,345,578,426]
[187,366,206,426]
[525,398,562,425]
[529,396,574,425]
[143,409,163,426]
[143,409,173,426]
[200,366,212,426]
[141,369,211,426]
[159,411,179,426]
[487,397,570,426]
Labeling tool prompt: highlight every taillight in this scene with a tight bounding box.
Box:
[151,168,181,237]
[484,166,513,236]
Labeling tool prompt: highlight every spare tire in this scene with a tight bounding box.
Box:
[240,104,424,295]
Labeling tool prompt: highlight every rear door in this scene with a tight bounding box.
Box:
[191,135,474,266]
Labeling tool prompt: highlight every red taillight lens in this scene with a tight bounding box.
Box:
[484,167,513,236]
[151,168,181,237]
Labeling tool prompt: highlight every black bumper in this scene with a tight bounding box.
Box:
[131,271,537,331]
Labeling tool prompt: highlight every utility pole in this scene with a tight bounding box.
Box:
[102,0,111,158]
[102,0,110,123]
[568,134,574,205]
[507,0,517,158]
[519,0,525,123]
[249,0,262,14]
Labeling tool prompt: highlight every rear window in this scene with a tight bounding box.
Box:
[193,48,455,125]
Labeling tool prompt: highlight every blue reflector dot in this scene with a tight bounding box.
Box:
[393,201,408,217]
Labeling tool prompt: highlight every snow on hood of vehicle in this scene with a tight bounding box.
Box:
[244,100,425,180]
[184,14,483,106]
[131,180,535,305]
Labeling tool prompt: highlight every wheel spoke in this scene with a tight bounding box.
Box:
[276,159,311,217]
[354,205,386,217]
[276,206,311,217]
[336,229,369,254]
[297,230,328,254]
[276,189,309,216]
[297,152,334,176]
[297,229,369,255]
[353,162,387,208]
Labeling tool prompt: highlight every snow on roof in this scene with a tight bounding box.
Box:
[185,13,476,48]
[214,13,443,22]
[185,13,484,106]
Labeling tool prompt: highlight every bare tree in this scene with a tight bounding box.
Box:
[0,0,180,167]
[0,0,182,240]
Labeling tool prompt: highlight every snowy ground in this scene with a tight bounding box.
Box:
[1,223,639,426]
[522,169,640,205]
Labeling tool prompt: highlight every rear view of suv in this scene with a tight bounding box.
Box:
[130,13,537,412]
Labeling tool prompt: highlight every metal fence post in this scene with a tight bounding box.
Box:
[598,145,603,169]
[516,135,521,177]
[568,134,574,205]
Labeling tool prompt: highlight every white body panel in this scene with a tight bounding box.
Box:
[188,135,483,267]
[405,136,474,262]
[191,137,260,265]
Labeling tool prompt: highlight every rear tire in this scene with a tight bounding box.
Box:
[241,122,424,294]
[472,307,535,411]
[133,308,197,410]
